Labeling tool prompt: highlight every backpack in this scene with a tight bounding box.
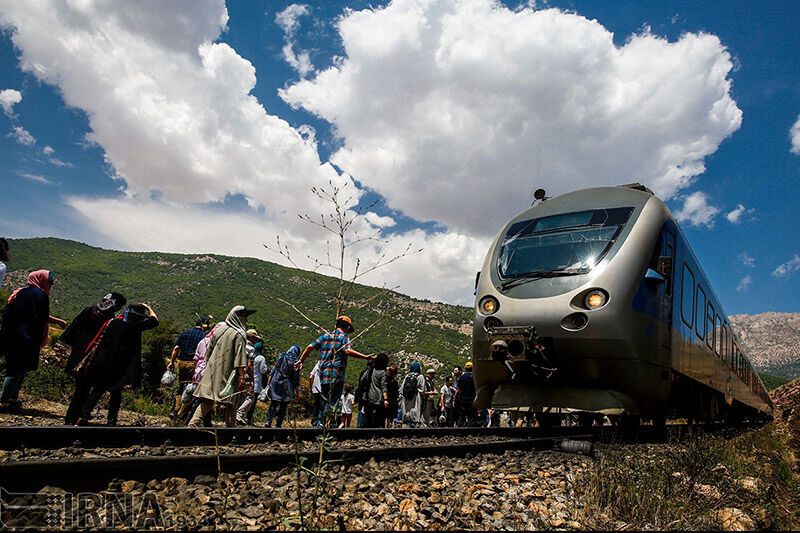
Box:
[355,366,373,403]
[402,372,419,400]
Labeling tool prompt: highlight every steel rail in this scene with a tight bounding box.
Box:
[0,425,603,450]
[0,435,590,493]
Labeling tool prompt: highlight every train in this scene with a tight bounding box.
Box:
[471,183,772,426]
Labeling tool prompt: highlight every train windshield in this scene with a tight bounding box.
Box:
[498,207,634,279]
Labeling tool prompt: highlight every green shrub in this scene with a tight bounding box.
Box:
[120,390,171,417]
[22,363,73,403]
[141,319,178,395]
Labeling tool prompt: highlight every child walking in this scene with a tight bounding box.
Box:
[338,383,355,428]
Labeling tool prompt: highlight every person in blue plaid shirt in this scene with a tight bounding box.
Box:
[295,316,374,426]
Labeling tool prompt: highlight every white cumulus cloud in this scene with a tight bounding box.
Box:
[791,114,800,155]
[20,172,52,184]
[726,204,753,224]
[276,4,314,77]
[736,275,752,292]
[363,212,397,228]
[738,252,755,268]
[9,125,35,145]
[674,191,720,228]
[772,254,800,278]
[280,0,742,235]
[0,88,21,116]
[0,0,342,221]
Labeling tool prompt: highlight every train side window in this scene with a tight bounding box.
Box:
[714,314,721,356]
[726,326,733,363]
[662,242,674,298]
[681,263,694,328]
[681,263,694,327]
[705,302,715,350]
[695,286,706,339]
[719,322,726,360]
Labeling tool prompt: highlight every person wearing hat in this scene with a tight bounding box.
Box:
[189,305,255,427]
[168,315,213,419]
[453,361,477,427]
[294,315,373,426]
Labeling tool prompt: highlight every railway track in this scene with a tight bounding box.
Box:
[0,423,748,493]
[0,425,599,450]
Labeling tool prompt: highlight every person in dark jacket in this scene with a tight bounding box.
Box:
[0,270,66,413]
[385,365,399,428]
[62,292,127,424]
[363,352,389,427]
[453,361,476,427]
[75,303,159,426]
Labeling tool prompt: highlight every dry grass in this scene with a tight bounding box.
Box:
[576,423,800,530]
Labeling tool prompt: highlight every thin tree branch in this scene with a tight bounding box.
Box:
[264,294,326,334]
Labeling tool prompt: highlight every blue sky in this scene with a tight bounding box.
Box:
[0,0,798,314]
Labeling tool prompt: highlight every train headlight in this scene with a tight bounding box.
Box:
[479,296,499,315]
[585,290,607,309]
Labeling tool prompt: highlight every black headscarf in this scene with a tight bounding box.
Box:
[92,292,127,319]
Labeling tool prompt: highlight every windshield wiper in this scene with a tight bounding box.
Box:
[500,269,585,290]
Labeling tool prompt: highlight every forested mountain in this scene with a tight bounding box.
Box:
[2,238,473,384]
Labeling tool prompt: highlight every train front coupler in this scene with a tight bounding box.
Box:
[486,325,556,381]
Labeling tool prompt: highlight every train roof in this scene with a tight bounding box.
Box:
[508,184,659,226]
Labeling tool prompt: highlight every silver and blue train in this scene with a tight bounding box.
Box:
[472,184,772,424]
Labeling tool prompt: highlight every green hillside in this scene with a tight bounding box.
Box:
[2,238,474,384]
[758,372,791,391]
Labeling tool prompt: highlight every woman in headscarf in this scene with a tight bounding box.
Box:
[400,361,426,428]
[74,303,159,426]
[188,305,255,428]
[62,292,127,424]
[180,321,225,425]
[0,270,66,413]
[264,344,301,428]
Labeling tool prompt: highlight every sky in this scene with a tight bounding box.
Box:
[0,0,798,314]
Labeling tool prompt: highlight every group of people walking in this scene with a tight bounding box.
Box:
[0,252,482,428]
[344,359,477,428]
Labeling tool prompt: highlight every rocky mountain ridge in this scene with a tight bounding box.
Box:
[730,312,800,380]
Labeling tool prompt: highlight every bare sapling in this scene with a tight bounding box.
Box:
[263,179,421,529]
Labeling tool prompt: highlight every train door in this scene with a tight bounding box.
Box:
[658,230,676,349]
